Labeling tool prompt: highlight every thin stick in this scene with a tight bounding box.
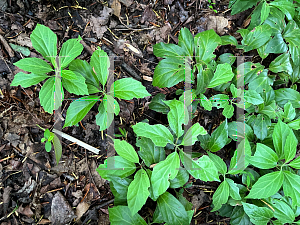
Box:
[52,128,100,154]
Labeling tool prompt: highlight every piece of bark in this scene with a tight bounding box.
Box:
[0,34,14,58]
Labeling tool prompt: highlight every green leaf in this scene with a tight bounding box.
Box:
[153,42,186,58]
[271,199,295,223]
[59,36,83,69]
[195,65,213,95]
[253,114,270,140]
[208,120,228,152]
[169,167,189,189]
[248,71,273,94]
[273,119,292,160]
[246,171,284,199]
[114,139,139,163]
[249,143,278,169]
[44,129,50,139]
[228,121,254,142]
[96,156,136,180]
[108,205,147,225]
[14,58,53,74]
[64,96,99,127]
[127,169,150,215]
[165,100,185,137]
[61,70,89,95]
[261,1,270,24]
[212,180,229,211]
[152,58,185,88]
[263,7,285,34]
[179,150,220,181]
[152,206,164,223]
[248,1,264,31]
[228,138,252,172]
[283,101,296,123]
[230,206,252,225]
[244,90,264,105]
[157,192,189,225]
[265,33,288,54]
[113,78,150,100]
[289,156,300,169]
[241,25,272,52]
[45,141,52,152]
[181,123,207,146]
[230,0,260,15]
[210,94,229,109]
[207,63,234,88]
[221,35,238,46]
[194,29,221,64]
[275,88,300,108]
[237,29,250,39]
[69,59,100,92]
[53,134,62,164]
[288,118,300,130]
[240,62,265,84]
[148,93,169,114]
[11,72,49,88]
[136,137,165,167]
[223,104,234,119]
[269,53,292,74]
[242,202,273,225]
[226,178,241,200]
[39,77,58,113]
[178,90,196,107]
[132,123,173,147]
[177,193,193,211]
[199,93,212,111]
[90,48,109,87]
[257,44,269,59]
[151,152,180,200]
[178,27,194,56]
[284,130,297,162]
[284,21,300,65]
[217,53,236,65]
[283,170,300,207]
[207,151,227,174]
[96,100,114,131]
[270,0,295,20]
[9,43,30,56]
[290,63,300,84]
[30,24,57,66]
[109,176,132,205]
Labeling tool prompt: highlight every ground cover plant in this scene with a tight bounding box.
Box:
[95,1,300,224]
[5,0,300,224]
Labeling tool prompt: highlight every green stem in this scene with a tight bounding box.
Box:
[36,124,45,131]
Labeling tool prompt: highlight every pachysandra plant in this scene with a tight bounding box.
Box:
[145,3,300,223]
[11,24,84,113]
[11,24,151,132]
[97,99,222,224]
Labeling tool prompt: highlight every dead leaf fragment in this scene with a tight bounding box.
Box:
[76,202,90,220]
[119,0,133,7]
[90,160,106,188]
[50,192,77,225]
[206,16,229,35]
[9,33,33,48]
[111,0,121,17]
[140,6,156,24]
[17,205,34,217]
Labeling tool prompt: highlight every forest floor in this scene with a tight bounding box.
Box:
[0,0,253,224]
